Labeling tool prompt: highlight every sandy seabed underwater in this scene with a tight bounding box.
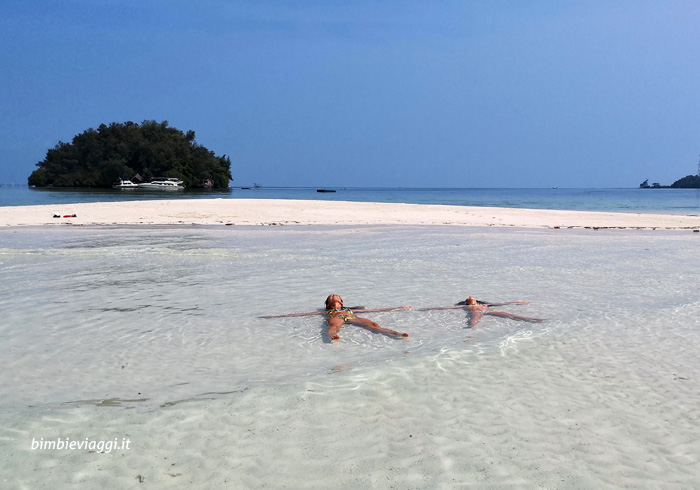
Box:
[1,224,699,489]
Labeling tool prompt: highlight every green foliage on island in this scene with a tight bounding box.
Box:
[28,120,232,188]
[670,175,700,188]
[640,175,700,189]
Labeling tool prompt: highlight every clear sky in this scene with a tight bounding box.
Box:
[1,0,699,188]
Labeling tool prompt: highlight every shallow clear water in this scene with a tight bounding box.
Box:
[2,224,699,411]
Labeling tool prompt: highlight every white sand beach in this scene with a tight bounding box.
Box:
[2,200,700,489]
[1,197,700,229]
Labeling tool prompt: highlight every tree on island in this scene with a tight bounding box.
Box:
[640,174,700,189]
[670,175,700,188]
[28,120,232,189]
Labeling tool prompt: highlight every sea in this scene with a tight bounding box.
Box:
[3,185,700,487]
[1,184,700,214]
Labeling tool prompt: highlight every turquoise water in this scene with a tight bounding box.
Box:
[2,185,700,213]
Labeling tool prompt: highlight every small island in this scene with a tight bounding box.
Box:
[640,175,700,189]
[28,120,232,189]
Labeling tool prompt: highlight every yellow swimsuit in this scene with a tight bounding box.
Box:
[326,307,356,322]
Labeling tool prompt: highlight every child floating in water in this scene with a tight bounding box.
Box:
[420,296,544,328]
[260,294,410,341]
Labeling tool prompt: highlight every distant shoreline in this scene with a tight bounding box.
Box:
[1,198,699,231]
[640,186,700,189]
[3,186,700,216]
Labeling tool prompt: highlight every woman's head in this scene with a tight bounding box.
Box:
[325,294,343,309]
[465,296,477,305]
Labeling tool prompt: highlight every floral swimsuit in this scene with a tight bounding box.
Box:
[326,307,356,322]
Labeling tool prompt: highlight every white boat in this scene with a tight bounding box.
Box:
[112,178,139,189]
[138,178,185,190]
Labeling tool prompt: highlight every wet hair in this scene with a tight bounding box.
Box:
[325,294,342,309]
[455,297,486,306]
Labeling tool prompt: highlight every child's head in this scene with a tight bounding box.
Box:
[325,294,343,309]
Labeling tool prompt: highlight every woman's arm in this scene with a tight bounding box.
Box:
[260,305,368,319]
[259,310,324,319]
[353,306,412,313]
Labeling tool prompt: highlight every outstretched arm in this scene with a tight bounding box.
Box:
[259,305,368,319]
[259,310,324,319]
[353,306,412,313]
[483,301,530,307]
[455,300,531,307]
[418,305,467,311]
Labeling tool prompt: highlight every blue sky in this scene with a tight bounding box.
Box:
[1,0,699,188]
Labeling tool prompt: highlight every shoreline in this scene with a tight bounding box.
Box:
[0,198,699,230]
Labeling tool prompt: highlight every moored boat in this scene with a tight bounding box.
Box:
[112,178,139,189]
[138,178,185,190]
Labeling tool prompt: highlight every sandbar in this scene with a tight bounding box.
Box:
[1,198,699,230]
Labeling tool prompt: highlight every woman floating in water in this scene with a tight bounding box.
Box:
[260,294,410,340]
[420,296,544,328]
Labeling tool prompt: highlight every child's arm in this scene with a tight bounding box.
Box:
[418,305,466,311]
[483,301,530,307]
